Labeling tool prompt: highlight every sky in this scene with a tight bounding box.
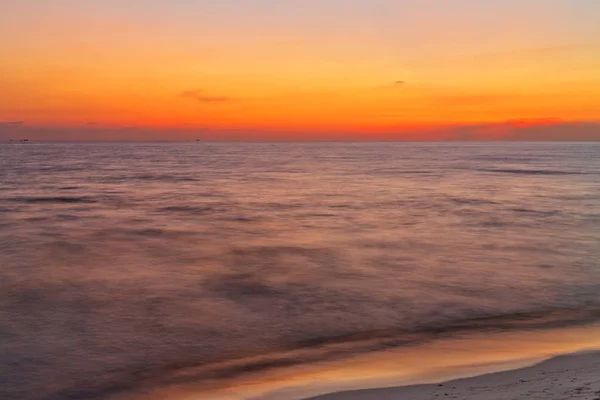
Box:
[1,0,600,140]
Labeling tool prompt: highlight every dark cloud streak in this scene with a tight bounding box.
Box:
[0,121,25,126]
[1,120,599,141]
[180,90,233,104]
[441,120,600,141]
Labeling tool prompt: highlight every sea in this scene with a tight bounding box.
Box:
[1,142,599,400]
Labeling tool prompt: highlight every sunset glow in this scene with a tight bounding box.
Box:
[2,0,600,140]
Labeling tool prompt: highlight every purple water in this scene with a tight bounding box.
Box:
[1,142,599,400]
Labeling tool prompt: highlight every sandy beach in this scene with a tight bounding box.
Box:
[308,351,600,400]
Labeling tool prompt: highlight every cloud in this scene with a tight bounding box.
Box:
[429,94,511,107]
[0,124,210,141]
[471,44,584,60]
[441,119,600,141]
[0,121,25,126]
[1,119,599,141]
[502,120,600,141]
[0,121,25,136]
[180,90,233,103]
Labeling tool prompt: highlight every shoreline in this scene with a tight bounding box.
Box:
[119,324,600,400]
[307,351,600,400]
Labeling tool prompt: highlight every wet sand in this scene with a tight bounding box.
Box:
[118,324,600,400]
[308,351,600,400]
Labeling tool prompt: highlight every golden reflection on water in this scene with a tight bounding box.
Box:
[124,324,600,400]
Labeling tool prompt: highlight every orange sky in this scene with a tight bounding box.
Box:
[1,0,599,140]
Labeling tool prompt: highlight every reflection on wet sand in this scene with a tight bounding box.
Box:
[122,324,600,400]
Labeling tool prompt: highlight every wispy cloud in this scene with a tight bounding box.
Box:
[472,43,600,59]
[180,90,233,103]
[429,94,512,106]
[0,121,25,126]
[2,119,599,141]
[0,124,210,141]
[440,119,600,141]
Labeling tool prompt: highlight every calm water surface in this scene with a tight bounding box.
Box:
[1,142,599,400]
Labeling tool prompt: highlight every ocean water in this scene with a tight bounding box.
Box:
[1,142,599,400]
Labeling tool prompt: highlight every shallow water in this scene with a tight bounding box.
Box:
[1,142,599,400]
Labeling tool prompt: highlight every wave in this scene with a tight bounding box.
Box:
[288,306,600,351]
[158,205,215,213]
[99,174,200,183]
[478,168,581,175]
[9,196,98,204]
[369,169,434,175]
[512,208,561,216]
[450,197,499,206]
[92,305,600,400]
